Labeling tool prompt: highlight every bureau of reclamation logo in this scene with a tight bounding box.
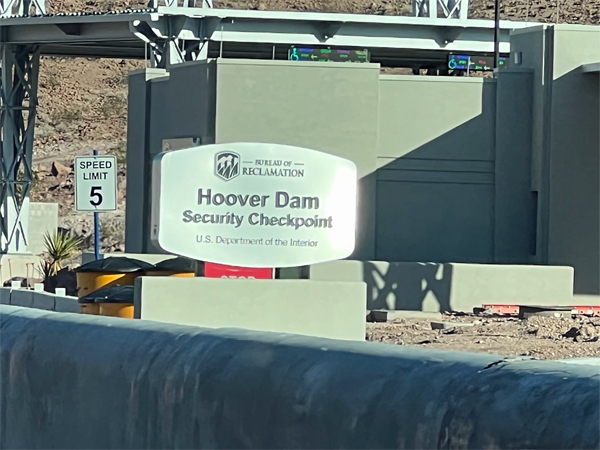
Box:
[214,152,240,181]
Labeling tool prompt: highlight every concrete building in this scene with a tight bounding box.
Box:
[126,24,599,301]
[0,203,58,283]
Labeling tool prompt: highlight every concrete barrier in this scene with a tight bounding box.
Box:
[310,260,577,311]
[135,277,367,341]
[54,296,80,313]
[0,287,79,313]
[1,305,598,449]
[0,288,10,305]
[32,291,55,310]
[9,289,34,308]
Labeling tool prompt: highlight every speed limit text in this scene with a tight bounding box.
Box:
[79,160,113,180]
[82,172,109,180]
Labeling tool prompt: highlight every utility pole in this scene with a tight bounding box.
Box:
[494,0,501,70]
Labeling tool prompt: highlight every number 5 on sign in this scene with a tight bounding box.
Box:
[74,155,118,212]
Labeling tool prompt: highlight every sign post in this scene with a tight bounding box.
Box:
[74,151,118,260]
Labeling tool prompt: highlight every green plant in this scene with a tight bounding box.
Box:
[41,230,84,277]
[38,259,52,281]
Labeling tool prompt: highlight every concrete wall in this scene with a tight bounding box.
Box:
[27,202,58,256]
[128,58,546,266]
[126,63,216,253]
[2,305,598,449]
[0,204,58,281]
[547,27,600,296]
[124,28,598,289]
[376,76,496,263]
[135,277,367,341]
[510,25,600,296]
[148,59,535,265]
[0,287,79,312]
[214,59,380,260]
[126,68,169,254]
[0,253,42,283]
[494,70,536,263]
[509,27,547,202]
[309,260,577,312]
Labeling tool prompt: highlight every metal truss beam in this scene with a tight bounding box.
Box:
[3,14,155,43]
[2,9,539,59]
[0,44,39,253]
[147,0,213,10]
[127,8,537,66]
[131,15,215,67]
[413,0,469,20]
[136,8,536,56]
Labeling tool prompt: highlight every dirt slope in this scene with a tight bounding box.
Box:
[30,0,599,254]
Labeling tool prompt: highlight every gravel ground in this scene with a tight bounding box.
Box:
[366,313,600,359]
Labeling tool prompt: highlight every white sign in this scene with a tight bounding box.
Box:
[74,155,118,212]
[151,143,357,268]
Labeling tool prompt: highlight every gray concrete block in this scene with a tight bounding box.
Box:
[10,290,34,308]
[367,310,388,322]
[0,288,11,305]
[54,296,80,313]
[137,277,367,341]
[32,292,55,311]
[310,260,576,312]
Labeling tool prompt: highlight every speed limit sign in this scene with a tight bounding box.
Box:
[74,155,118,212]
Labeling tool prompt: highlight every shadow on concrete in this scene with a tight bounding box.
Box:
[373,78,499,265]
[367,67,599,300]
[363,262,453,311]
[361,79,497,312]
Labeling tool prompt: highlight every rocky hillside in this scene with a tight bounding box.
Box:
[44,0,600,22]
[33,57,135,254]
[31,0,599,254]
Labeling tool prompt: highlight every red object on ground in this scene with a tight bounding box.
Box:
[572,305,600,316]
[482,304,600,317]
[482,304,520,315]
[204,262,274,279]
